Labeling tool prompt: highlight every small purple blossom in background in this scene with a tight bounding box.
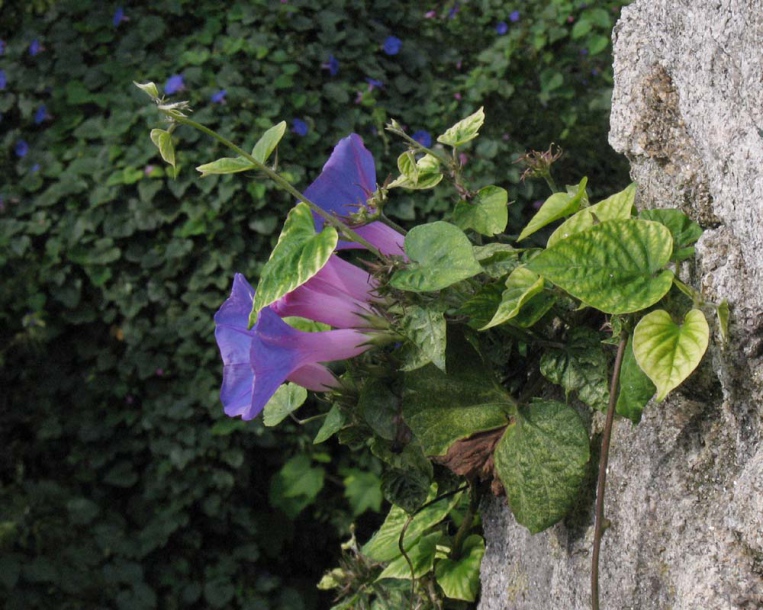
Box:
[366,77,383,91]
[0,69,6,91]
[454,92,462,100]
[448,3,460,18]
[291,118,308,136]
[458,152,469,167]
[210,89,227,104]
[382,36,402,55]
[163,74,185,95]
[424,10,436,18]
[412,130,432,148]
[31,163,40,173]
[509,10,520,22]
[113,7,127,27]
[29,39,41,57]
[34,104,49,125]
[496,21,508,35]
[15,140,29,158]
[156,368,165,377]
[580,48,589,56]
[322,54,339,76]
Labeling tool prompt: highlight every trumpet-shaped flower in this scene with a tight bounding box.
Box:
[305,134,405,257]
[271,255,381,329]
[215,274,374,420]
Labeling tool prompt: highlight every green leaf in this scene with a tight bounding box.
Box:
[399,305,447,372]
[632,309,709,402]
[615,335,655,423]
[196,156,256,177]
[547,182,635,247]
[362,486,461,561]
[472,243,519,279]
[380,467,432,514]
[453,185,508,236]
[390,222,482,293]
[134,81,159,100]
[403,330,513,456]
[359,378,399,441]
[313,404,346,444]
[269,454,325,518]
[510,292,557,328]
[481,267,544,330]
[251,203,338,324]
[437,106,485,147]
[342,469,383,516]
[526,219,674,314]
[262,383,308,427]
[434,535,485,602]
[378,531,440,580]
[149,129,176,170]
[639,208,703,262]
[493,399,590,533]
[252,121,287,164]
[517,177,588,242]
[388,152,443,190]
[540,327,610,410]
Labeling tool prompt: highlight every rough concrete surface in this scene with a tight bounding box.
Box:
[478,1,763,608]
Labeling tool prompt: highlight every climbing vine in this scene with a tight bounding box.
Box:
[138,85,723,609]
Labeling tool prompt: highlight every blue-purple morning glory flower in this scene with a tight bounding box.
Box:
[303,134,405,257]
[211,89,227,103]
[34,104,48,125]
[0,70,6,91]
[113,7,126,27]
[509,10,520,22]
[29,39,41,56]
[271,255,382,329]
[214,275,373,420]
[322,54,339,76]
[164,74,185,95]
[291,118,308,136]
[31,163,40,173]
[412,130,432,148]
[15,140,29,158]
[382,36,402,55]
[365,77,384,91]
[496,21,508,35]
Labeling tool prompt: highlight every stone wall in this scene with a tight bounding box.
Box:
[478,1,763,608]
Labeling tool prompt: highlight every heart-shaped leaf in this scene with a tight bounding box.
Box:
[493,399,590,534]
[251,203,338,324]
[453,185,508,236]
[262,383,308,427]
[517,177,588,242]
[527,219,674,314]
[390,222,482,292]
[434,535,485,602]
[633,308,709,401]
[481,267,544,330]
[547,182,635,247]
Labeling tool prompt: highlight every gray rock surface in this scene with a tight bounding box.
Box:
[478,1,763,608]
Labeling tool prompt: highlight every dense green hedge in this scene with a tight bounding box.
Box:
[0,0,629,607]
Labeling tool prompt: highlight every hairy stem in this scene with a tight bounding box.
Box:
[171,115,386,258]
[591,331,628,610]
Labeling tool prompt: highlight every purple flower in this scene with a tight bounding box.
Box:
[31,163,40,173]
[424,10,436,18]
[0,70,6,91]
[15,140,29,158]
[496,21,508,35]
[29,39,41,56]
[382,36,402,55]
[303,134,405,257]
[271,255,382,329]
[322,54,339,76]
[214,275,373,420]
[365,77,384,91]
[412,130,432,148]
[448,3,460,18]
[34,104,49,125]
[509,10,520,22]
[211,89,227,104]
[163,74,185,95]
[291,118,308,136]
[113,7,127,27]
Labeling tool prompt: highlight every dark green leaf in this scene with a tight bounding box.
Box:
[615,335,655,423]
[399,305,447,371]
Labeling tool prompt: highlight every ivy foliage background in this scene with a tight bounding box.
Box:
[0,0,629,607]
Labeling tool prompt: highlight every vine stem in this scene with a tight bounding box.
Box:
[591,331,628,610]
[169,113,385,259]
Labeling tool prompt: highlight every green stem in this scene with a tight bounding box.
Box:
[543,173,559,193]
[591,331,628,610]
[450,482,480,560]
[171,115,386,258]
